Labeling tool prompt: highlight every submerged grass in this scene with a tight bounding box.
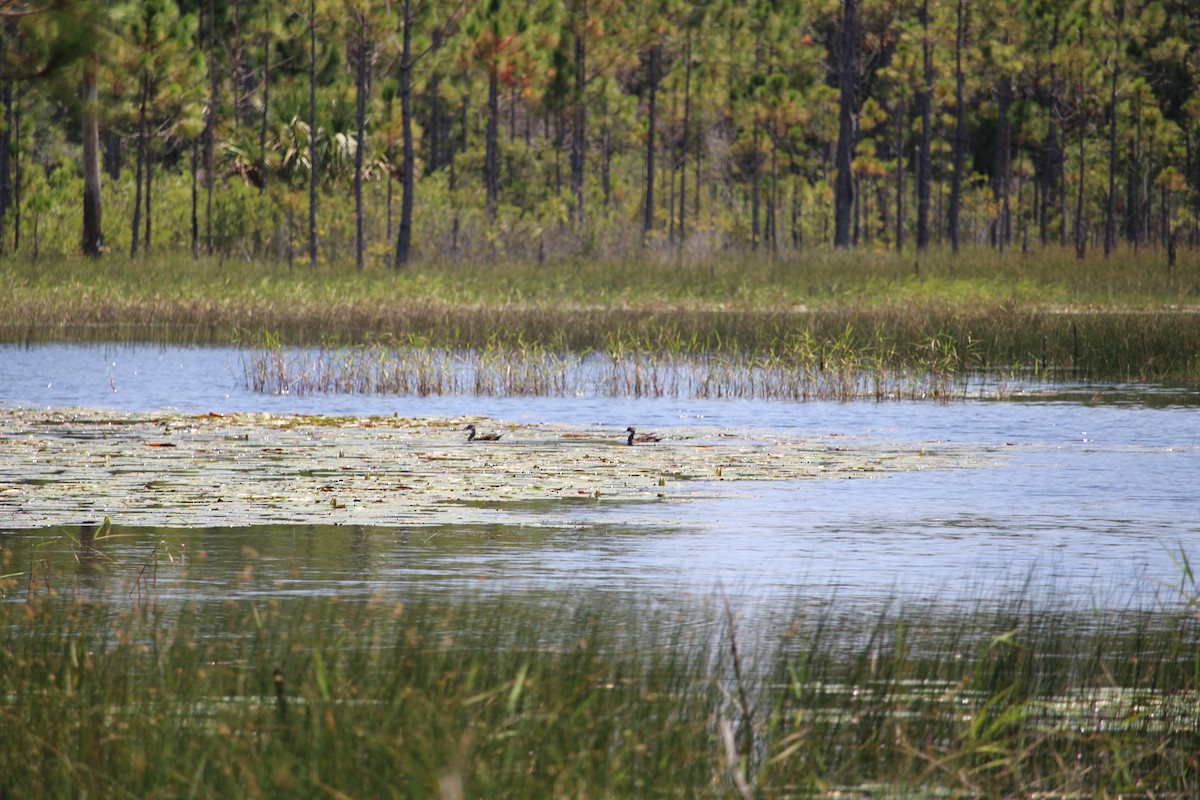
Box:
[2,547,1199,798]
[242,334,970,402]
[240,306,1200,400]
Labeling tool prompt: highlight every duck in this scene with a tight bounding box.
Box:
[464,424,502,442]
[625,426,661,445]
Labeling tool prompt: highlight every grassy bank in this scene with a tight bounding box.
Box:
[3,248,1199,384]
[3,559,1199,798]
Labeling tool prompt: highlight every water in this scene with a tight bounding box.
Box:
[2,343,1198,612]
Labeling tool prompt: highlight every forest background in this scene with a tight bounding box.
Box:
[1,0,1198,270]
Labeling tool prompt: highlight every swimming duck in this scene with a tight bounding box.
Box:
[464,424,502,442]
[625,426,661,445]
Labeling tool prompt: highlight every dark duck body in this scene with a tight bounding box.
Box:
[464,424,502,442]
[625,426,661,445]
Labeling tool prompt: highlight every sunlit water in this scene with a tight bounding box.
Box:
[2,343,1198,613]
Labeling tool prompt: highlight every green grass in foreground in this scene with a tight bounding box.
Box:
[4,247,1199,384]
[3,552,1200,798]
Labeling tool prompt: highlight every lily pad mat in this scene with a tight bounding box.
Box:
[0,407,1006,529]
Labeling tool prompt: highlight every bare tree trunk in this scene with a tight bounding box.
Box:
[1042,106,1057,246]
[191,139,200,259]
[643,42,660,237]
[948,0,964,253]
[132,74,147,257]
[769,144,778,251]
[1059,102,1068,248]
[994,74,1012,253]
[11,80,20,252]
[1075,118,1086,259]
[259,21,270,192]
[353,16,369,270]
[82,53,103,257]
[1075,26,1086,262]
[895,97,905,251]
[486,63,499,216]
[0,21,11,256]
[571,1,587,228]
[145,84,154,253]
[104,130,121,181]
[1104,12,1122,258]
[396,0,415,267]
[834,0,857,249]
[205,0,216,255]
[678,27,691,247]
[1126,130,1138,248]
[308,0,318,266]
[751,121,761,249]
[916,0,932,251]
[428,30,443,172]
[1040,12,1060,247]
[601,117,612,208]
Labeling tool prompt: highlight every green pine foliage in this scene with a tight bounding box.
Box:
[1,0,1198,265]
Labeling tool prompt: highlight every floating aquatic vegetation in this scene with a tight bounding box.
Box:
[0,407,1004,529]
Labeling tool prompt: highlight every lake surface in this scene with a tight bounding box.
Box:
[2,343,1198,613]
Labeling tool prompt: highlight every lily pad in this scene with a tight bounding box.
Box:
[0,407,1005,529]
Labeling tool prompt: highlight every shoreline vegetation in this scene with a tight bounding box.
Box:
[3,543,1199,798]
[3,250,1199,387]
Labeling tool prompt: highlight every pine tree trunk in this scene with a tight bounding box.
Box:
[104,130,121,181]
[571,2,587,228]
[949,0,964,253]
[132,75,147,257]
[602,121,612,208]
[429,30,443,172]
[82,53,103,257]
[11,80,20,252]
[0,24,11,256]
[1042,115,1057,246]
[834,0,857,249]
[354,18,368,271]
[486,64,499,216]
[1076,118,1085,259]
[396,0,415,267]
[643,43,660,236]
[205,0,217,256]
[751,120,761,249]
[191,139,200,259]
[145,92,153,254]
[678,28,691,247]
[995,75,1012,253]
[1104,6,1123,257]
[308,0,318,266]
[1041,13,1060,247]
[1075,26,1087,262]
[260,25,270,193]
[893,111,903,250]
[916,0,932,251]
[1126,133,1138,248]
[1059,102,1068,248]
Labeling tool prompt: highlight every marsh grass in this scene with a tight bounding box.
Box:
[3,249,1199,385]
[2,538,1199,798]
[242,306,1200,402]
[242,334,970,401]
[2,250,1200,388]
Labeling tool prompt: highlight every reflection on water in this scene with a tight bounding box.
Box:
[5,437,1196,613]
[2,342,1199,420]
[2,343,1198,615]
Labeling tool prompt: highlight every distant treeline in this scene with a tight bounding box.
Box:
[0,0,1198,266]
